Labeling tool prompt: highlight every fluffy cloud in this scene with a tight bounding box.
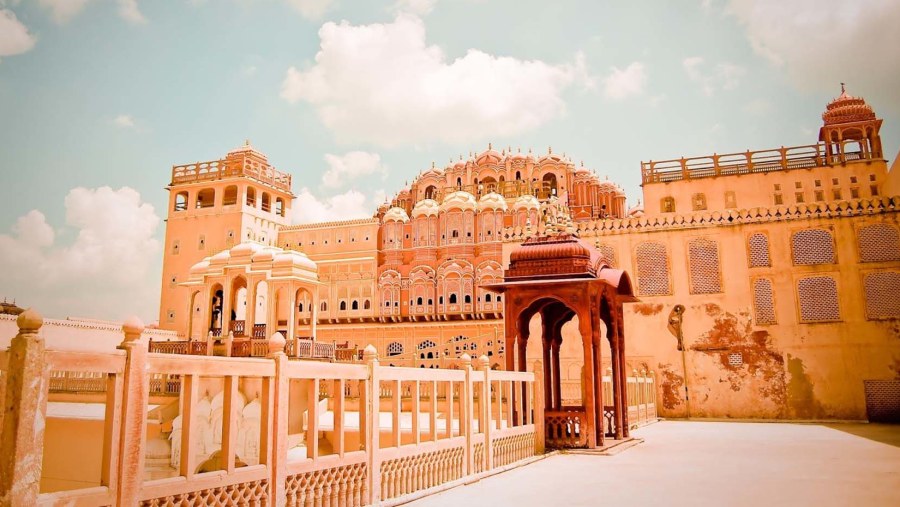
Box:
[38,0,90,24]
[285,0,333,20]
[116,0,146,24]
[683,56,744,96]
[725,0,900,110]
[291,188,381,224]
[113,114,136,128]
[392,0,436,15]
[38,0,146,25]
[321,151,387,189]
[0,187,161,321]
[0,8,35,58]
[602,62,646,100]
[281,14,589,147]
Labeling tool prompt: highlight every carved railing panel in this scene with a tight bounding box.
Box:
[545,408,587,449]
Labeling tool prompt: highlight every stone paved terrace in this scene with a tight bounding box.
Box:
[408,421,900,507]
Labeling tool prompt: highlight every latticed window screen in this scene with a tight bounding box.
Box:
[858,224,900,263]
[635,242,670,296]
[753,278,776,325]
[748,233,771,267]
[597,243,617,268]
[688,238,721,294]
[797,276,841,322]
[791,229,836,265]
[864,271,900,320]
[386,342,404,356]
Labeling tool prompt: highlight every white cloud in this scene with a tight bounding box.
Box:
[242,64,257,77]
[113,114,136,128]
[0,8,35,58]
[285,0,333,20]
[683,56,744,96]
[38,0,90,24]
[291,188,378,224]
[321,151,387,189]
[602,62,646,100]
[116,0,146,24]
[0,187,161,320]
[281,14,588,147]
[392,0,436,15]
[725,0,900,111]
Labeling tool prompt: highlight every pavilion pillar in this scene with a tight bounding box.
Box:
[221,277,233,340]
[245,281,256,338]
[287,286,297,355]
[610,318,624,440]
[617,318,630,438]
[590,300,604,446]
[311,289,319,340]
[550,339,561,410]
[541,338,552,409]
[579,316,597,449]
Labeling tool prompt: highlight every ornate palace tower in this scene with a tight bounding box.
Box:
[158,142,294,333]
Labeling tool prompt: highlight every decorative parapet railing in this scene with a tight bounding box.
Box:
[640,143,877,184]
[170,156,292,193]
[1,314,540,506]
[500,195,900,241]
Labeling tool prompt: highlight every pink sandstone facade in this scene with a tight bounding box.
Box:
[156,88,900,423]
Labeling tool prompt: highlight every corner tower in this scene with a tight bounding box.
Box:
[158,141,294,333]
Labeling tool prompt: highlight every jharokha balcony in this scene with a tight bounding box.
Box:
[641,142,880,184]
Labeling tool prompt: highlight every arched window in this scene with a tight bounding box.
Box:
[174,191,188,211]
[351,300,359,310]
[261,192,271,212]
[542,173,558,196]
[464,294,471,304]
[246,187,257,206]
[439,296,444,305]
[387,342,403,357]
[340,301,347,311]
[298,303,304,312]
[416,297,423,305]
[196,188,215,208]
[456,177,462,188]
[449,294,458,304]
[424,185,436,200]
[515,171,521,180]
[275,197,285,217]
[223,185,238,206]
[364,299,371,310]
[321,301,327,312]
[485,293,492,302]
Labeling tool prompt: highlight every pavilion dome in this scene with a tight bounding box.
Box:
[273,250,318,274]
[440,191,477,212]
[412,198,440,218]
[383,206,410,223]
[506,233,603,280]
[513,194,540,211]
[250,247,277,263]
[478,192,508,212]
[475,145,502,164]
[823,86,876,125]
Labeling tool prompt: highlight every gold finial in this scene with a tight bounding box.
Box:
[431,161,435,168]
[548,146,552,154]
[840,82,846,93]
[244,139,250,146]
[488,142,492,150]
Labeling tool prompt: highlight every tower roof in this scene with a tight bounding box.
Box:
[822,84,877,125]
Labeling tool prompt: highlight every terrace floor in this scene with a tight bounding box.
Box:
[407,421,900,507]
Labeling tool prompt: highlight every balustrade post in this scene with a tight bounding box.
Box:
[225,331,234,357]
[0,309,48,505]
[533,360,545,454]
[266,332,289,507]
[115,317,150,505]
[363,345,381,506]
[460,354,474,476]
[478,355,493,470]
[206,331,215,356]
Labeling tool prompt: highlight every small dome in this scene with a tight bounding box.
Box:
[440,191,477,212]
[823,86,876,125]
[230,242,263,260]
[209,249,231,266]
[513,194,540,211]
[250,247,277,263]
[598,181,617,192]
[412,199,440,218]
[627,202,644,218]
[476,146,502,164]
[506,234,604,280]
[274,250,317,273]
[383,206,410,223]
[478,192,508,212]
[189,257,211,276]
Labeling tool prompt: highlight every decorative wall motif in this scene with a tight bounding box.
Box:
[285,463,367,507]
[635,242,670,296]
[863,271,900,319]
[140,479,269,507]
[748,233,771,267]
[858,223,900,262]
[797,276,841,322]
[688,238,722,294]
[753,278,777,325]
[791,228,836,265]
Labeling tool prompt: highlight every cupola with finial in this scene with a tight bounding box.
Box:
[819,83,883,163]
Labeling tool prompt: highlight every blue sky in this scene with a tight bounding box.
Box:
[1,0,898,321]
